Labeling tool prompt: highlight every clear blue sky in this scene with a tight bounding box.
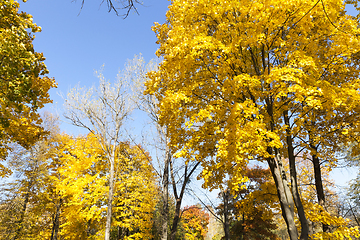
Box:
[20,0,169,123]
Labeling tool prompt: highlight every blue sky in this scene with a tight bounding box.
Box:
[20,0,169,126]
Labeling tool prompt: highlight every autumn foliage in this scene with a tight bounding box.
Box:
[216,166,279,240]
[180,205,210,240]
[0,0,56,169]
[53,133,158,239]
[146,0,360,239]
[2,0,360,239]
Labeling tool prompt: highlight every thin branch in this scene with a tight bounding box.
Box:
[320,0,348,34]
[188,188,224,223]
[77,0,141,18]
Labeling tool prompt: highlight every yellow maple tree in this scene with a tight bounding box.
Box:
[0,0,57,176]
[55,133,158,240]
[146,0,360,239]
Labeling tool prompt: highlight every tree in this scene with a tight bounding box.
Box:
[168,157,201,240]
[0,0,56,176]
[64,69,131,240]
[0,118,158,240]
[55,133,158,240]
[180,205,209,240]
[0,113,63,240]
[346,145,360,219]
[341,192,360,231]
[127,54,201,240]
[126,55,171,240]
[296,157,360,239]
[215,166,279,240]
[146,0,360,239]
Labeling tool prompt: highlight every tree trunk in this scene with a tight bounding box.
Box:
[267,150,298,240]
[265,99,298,240]
[283,110,309,240]
[240,213,245,240]
[170,198,182,240]
[120,227,129,239]
[13,181,32,240]
[161,147,170,240]
[169,158,181,240]
[51,197,62,240]
[310,143,330,233]
[169,154,200,240]
[117,226,121,240]
[223,190,230,240]
[105,157,115,240]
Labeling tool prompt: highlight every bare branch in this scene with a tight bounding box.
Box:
[76,0,142,18]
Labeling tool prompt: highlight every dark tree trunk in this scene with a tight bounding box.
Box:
[50,197,62,240]
[310,142,330,233]
[117,226,121,240]
[13,180,32,240]
[170,198,182,240]
[161,147,170,240]
[169,160,200,240]
[240,213,245,240]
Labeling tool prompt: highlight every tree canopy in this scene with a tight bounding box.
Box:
[0,0,56,176]
[2,0,360,239]
[146,0,360,239]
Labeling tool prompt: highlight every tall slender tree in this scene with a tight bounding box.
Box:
[64,69,131,240]
[127,55,201,240]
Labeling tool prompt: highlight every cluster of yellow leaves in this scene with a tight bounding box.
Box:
[0,0,57,165]
[305,202,360,240]
[55,133,158,240]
